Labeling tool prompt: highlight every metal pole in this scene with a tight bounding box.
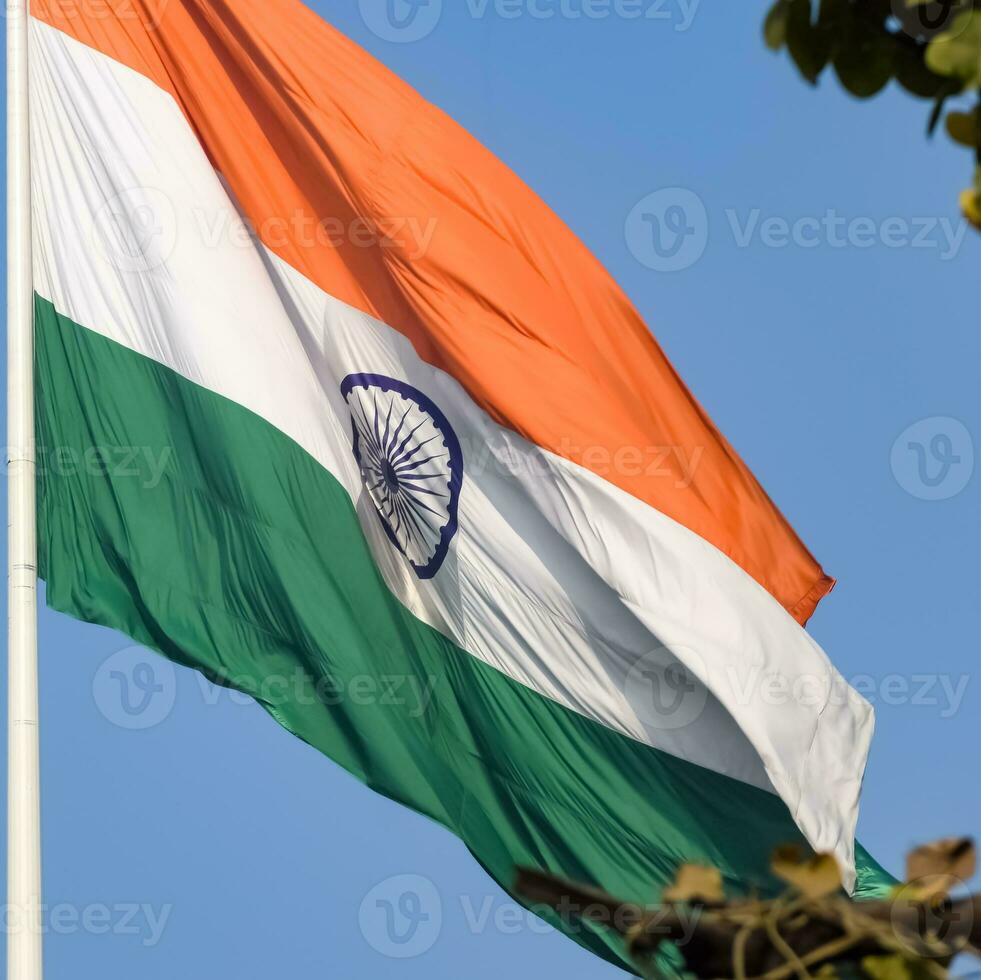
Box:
[6,0,41,974]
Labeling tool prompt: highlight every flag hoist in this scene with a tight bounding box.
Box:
[7,0,42,977]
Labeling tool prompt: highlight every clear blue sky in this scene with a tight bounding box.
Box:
[3,1,980,977]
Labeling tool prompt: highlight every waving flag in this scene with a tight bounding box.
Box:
[28,0,888,969]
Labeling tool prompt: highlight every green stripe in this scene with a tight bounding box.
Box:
[34,294,892,974]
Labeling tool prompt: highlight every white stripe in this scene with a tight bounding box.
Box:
[28,17,871,886]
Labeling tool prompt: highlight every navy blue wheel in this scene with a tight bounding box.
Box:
[340,373,464,580]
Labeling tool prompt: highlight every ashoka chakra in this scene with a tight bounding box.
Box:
[340,373,464,580]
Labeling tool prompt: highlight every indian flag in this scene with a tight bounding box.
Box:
[28,0,889,969]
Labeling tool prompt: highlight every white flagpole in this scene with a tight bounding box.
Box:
[6,0,41,975]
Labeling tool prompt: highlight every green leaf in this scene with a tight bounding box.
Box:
[905,836,977,897]
[786,0,833,84]
[816,0,846,31]
[894,40,950,98]
[927,89,951,135]
[662,864,725,905]
[834,33,896,98]
[966,173,981,231]
[862,954,940,980]
[861,955,914,980]
[771,845,842,899]
[946,109,981,146]
[765,0,791,50]
[926,9,981,89]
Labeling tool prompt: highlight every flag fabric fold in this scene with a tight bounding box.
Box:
[28,1,889,970]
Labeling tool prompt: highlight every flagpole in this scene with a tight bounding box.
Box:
[6,0,42,975]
